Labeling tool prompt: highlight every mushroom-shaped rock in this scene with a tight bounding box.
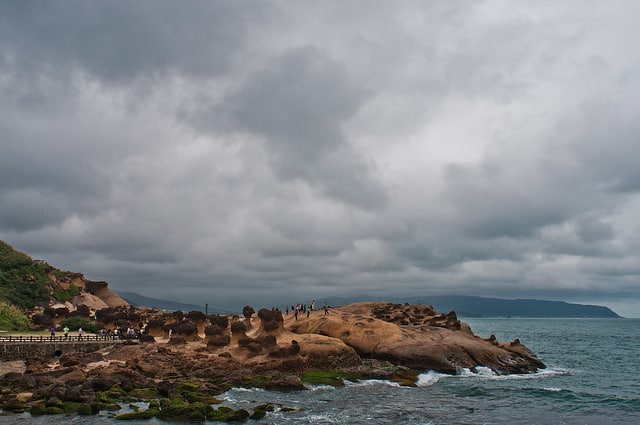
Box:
[207,335,231,347]
[257,308,284,334]
[167,335,187,345]
[230,321,247,344]
[139,334,156,343]
[204,323,230,345]
[242,306,255,330]
[238,337,263,354]
[169,320,200,341]
[145,318,166,337]
[209,315,229,329]
[268,340,302,358]
[187,310,207,335]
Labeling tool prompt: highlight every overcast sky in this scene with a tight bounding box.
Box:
[1,1,639,317]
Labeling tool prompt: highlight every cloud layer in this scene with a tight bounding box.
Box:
[1,1,639,316]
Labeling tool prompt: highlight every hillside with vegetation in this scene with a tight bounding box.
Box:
[0,240,128,331]
[0,240,62,310]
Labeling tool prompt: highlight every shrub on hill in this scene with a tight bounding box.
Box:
[60,316,98,333]
[0,301,30,331]
[52,284,80,302]
[0,241,52,309]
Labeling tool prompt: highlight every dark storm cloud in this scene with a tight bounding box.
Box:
[194,46,387,209]
[0,118,109,232]
[567,100,640,194]
[0,0,260,83]
[442,162,569,240]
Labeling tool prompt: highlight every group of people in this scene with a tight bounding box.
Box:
[46,324,144,341]
[102,326,144,340]
[284,301,330,320]
[48,325,82,340]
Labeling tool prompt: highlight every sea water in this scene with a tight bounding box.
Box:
[3,318,639,424]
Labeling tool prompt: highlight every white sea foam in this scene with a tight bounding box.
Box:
[307,384,336,391]
[416,366,568,385]
[417,371,447,386]
[457,366,568,380]
[219,386,265,403]
[306,413,340,423]
[228,386,264,393]
[543,387,563,392]
[344,379,401,388]
[460,366,497,377]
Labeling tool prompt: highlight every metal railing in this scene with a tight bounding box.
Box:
[0,335,132,343]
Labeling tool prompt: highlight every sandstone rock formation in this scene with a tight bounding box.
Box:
[287,302,545,374]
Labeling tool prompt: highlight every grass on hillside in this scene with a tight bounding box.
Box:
[0,241,68,310]
[0,301,30,331]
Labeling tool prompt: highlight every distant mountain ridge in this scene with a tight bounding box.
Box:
[322,295,621,318]
[119,293,620,318]
[117,291,228,314]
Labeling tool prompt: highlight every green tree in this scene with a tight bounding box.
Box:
[60,316,98,334]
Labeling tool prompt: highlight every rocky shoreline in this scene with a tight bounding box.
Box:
[1,302,545,421]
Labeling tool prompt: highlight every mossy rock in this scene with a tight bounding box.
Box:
[62,401,85,413]
[249,408,267,420]
[176,381,222,404]
[159,397,187,410]
[178,382,199,393]
[97,387,126,404]
[99,403,122,411]
[390,369,420,387]
[196,395,223,405]
[250,403,296,419]
[127,387,160,400]
[77,403,99,415]
[46,406,65,414]
[209,405,250,422]
[115,408,159,420]
[30,404,48,416]
[249,403,275,420]
[241,375,272,389]
[301,371,362,387]
[45,397,64,408]
[2,397,26,412]
[157,400,213,422]
[178,382,201,403]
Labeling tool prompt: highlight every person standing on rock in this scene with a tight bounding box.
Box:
[324,302,329,315]
[78,327,83,340]
[49,326,56,340]
[63,326,70,340]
